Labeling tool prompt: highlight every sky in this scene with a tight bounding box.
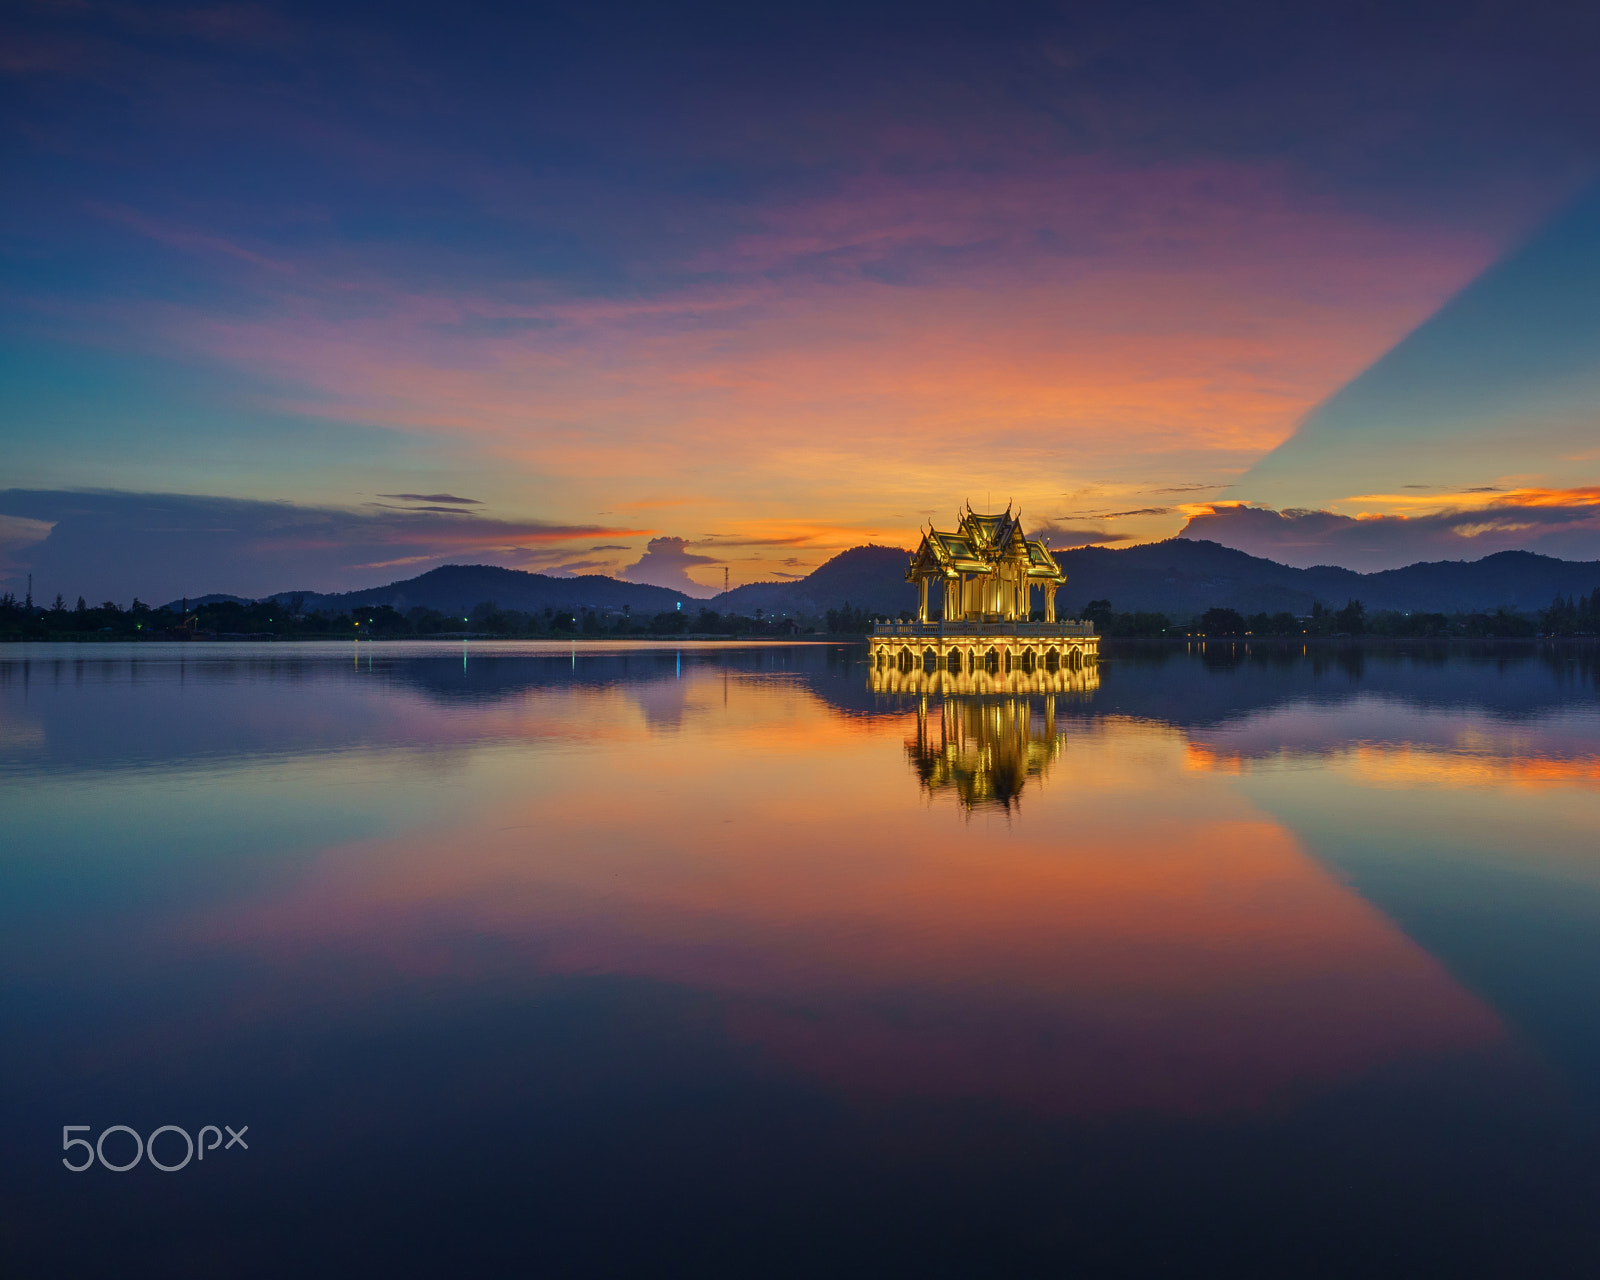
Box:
[3,0,1600,600]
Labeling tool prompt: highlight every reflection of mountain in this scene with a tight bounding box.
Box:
[0,643,895,777]
[905,697,1068,811]
[5,642,1594,780]
[1078,642,1600,729]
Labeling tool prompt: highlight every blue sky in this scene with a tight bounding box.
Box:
[3,0,1599,598]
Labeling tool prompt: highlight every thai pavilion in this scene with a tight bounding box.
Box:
[906,504,1064,623]
[868,503,1098,687]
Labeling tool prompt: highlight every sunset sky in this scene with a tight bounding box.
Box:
[3,0,1600,598]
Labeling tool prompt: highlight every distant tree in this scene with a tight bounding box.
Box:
[76,597,87,613]
[1542,589,1599,636]
[824,602,873,633]
[1096,610,1169,637]
[1080,599,1114,632]
[51,594,65,612]
[1199,607,1246,636]
[1332,599,1366,634]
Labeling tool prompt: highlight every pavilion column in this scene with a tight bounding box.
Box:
[1045,584,1057,622]
[918,577,929,623]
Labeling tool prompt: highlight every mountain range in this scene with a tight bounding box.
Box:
[715,541,1600,617]
[166,540,1600,620]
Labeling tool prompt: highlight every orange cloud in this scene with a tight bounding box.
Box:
[93,157,1496,559]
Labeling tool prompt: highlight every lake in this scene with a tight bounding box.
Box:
[3,640,1599,1277]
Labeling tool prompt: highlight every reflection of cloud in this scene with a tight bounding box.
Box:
[622,536,718,596]
[1180,491,1600,570]
[186,706,1501,1118]
[0,489,648,602]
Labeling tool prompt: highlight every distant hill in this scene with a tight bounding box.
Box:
[713,546,914,616]
[163,542,1600,623]
[157,592,253,610]
[713,540,1600,619]
[230,564,691,616]
[1058,542,1600,616]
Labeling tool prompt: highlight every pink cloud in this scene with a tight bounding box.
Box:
[40,154,1518,562]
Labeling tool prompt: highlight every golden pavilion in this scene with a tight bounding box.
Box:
[908,503,1065,623]
[869,503,1098,677]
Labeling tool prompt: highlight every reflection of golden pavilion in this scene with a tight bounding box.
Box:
[868,503,1098,675]
[906,696,1070,811]
[870,663,1099,698]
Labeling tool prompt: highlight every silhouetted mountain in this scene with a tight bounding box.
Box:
[1057,542,1600,615]
[157,592,253,610]
[713,546,913,615]
[1357,551,1600,613]
[714,539,1600,619]
[261,564,693,616]
[164,542,1600,624]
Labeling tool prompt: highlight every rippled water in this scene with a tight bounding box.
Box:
[3,640,1599,1277]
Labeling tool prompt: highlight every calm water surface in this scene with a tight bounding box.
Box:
[3,640,1600,1277]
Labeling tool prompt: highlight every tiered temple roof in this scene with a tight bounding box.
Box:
[906,504,1066,623]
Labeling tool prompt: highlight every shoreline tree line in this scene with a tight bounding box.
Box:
[2,589,1597,641]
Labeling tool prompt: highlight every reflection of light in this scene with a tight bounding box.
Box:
[906,696,1066,811]
[871,665,1099,697]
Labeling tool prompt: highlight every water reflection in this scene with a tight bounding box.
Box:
[905,695,1066,811]
[3,640,1600,1276]
[869,663,1099,697]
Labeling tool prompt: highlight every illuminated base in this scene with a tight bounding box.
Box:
[868,620,1099,683]
[870,665,1099,697]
